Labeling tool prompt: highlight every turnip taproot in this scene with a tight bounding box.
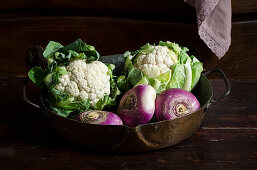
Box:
[155,88,200,121]
[117,84,156,127]
[77,111,123,125]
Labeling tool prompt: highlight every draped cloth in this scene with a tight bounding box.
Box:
[184,0,232,58]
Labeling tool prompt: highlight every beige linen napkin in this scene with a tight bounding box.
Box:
[184,0,232,58]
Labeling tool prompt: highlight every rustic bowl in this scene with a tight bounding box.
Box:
[24,54,230,152]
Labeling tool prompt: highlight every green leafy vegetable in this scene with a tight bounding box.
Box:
[58,39,100,62]
[28,39,119,118]
[28,67,47,88]
[167,64,185,89]
[191,57,203,90]
[118,41,203,94]
[43,41,63,60]
[182,57,192,91]
[107,64,121,98]
[44,39,100,73]
[94,94,116,110]
[159,41,181,55]
[50,99,91,118]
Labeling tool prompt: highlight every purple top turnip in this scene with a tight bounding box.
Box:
[117,84,156,127]
[155,88,200,121]
[77,111,123,125]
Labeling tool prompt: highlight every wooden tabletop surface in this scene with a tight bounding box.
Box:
[0,78,256,169]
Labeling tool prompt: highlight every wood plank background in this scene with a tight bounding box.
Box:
[0,0,256,79]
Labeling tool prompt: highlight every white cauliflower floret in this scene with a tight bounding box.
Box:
[79,91,88,101]
[135,45,178,78]
[65,81,80,97]
[66,59,87,72]
[55,59,110,106]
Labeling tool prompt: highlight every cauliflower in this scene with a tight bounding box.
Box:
[135,45,178,78]
[55,59,110,105]
[118,41,203,94]
[28,39,121,117]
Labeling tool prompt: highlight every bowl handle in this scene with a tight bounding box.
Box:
[204,68,231,105]
[23,78,41,109]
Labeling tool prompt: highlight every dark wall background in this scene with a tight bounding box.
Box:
[0,0,256,79]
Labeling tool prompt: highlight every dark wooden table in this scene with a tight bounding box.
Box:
[0,78,257,169]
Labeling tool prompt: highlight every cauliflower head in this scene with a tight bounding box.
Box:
[28,39,121,118]
[55,59,110,105]
[118,41,203,94]
[135,45,178,78]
